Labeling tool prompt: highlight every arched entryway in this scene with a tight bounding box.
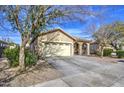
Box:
[74,42,90,55]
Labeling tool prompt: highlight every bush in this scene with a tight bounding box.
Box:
[103,48,113,56]
[25,49,38,67]
[116,50,124,58]
[3,47,38,67]
[3,47,19,67]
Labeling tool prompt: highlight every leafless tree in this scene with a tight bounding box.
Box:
[93,25,109,57]
[0,5,99,70]
[93,23,122,57]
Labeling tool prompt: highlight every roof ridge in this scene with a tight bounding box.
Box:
[39,28,91,43]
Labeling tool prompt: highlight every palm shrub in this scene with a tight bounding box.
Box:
[116,50,124,58]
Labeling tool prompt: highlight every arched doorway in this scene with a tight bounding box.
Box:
[74,42,90,55]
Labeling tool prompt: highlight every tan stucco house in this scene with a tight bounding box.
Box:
[31,29,91,57]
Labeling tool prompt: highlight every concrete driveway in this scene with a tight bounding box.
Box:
[34,56,124,87]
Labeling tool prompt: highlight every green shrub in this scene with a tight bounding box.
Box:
[103,48,113,56]
[3,47,38,67]
[3,47,19,67]
[25,49,38,67]
[116,50,124,58]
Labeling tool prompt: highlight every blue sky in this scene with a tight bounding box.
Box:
[60,6,124,39]
[1,5,124,44]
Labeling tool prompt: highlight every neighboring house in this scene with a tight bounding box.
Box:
[90,41,99,54]
[0,40,9,58]
[9,42,18,49]
[0,40,18,58]
[31,29,91,57]
[90,41,116,54]
[9,44,16,49]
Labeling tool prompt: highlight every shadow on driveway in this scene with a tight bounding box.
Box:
[117,60,124,63]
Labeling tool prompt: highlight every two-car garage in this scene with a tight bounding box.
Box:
[42,42,73,57]
[36,29,75,57]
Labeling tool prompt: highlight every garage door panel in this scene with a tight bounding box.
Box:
[42,42,71,57]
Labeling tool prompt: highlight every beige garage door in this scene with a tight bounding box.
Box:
[43,42,72,57]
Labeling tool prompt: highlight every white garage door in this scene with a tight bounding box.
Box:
[43,42,72,57]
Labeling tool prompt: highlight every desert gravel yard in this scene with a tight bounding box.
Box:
[34,55,124,87]
[0,59,61,87]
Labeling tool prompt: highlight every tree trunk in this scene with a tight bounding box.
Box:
[101,47,104,58]
[19,44,25,70]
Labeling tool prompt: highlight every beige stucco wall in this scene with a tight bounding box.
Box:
[37,30,74,57]
[38,30,74,43]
